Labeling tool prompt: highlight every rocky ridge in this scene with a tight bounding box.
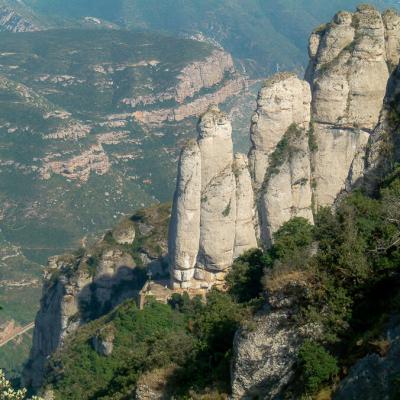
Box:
[0,7,39,32]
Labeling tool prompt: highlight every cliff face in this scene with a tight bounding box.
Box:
[0,8,39,32]
[249,73,314,245]
[247,5,400,246]
[333,320,400,400]
[24,248,140,389]
[231,279,310,400]
[307,5,400,207]
[24,205,170,390]
[169,106,257,290]
[230,6,400,400]
[168,3,400,287]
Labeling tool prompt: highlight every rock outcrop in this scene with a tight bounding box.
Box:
[23,248,139,389]
[0,8,39,32]
[248,5,400,246]
[306,5,400,207]
[23,203,173,390]
[334,320,400,400]
[230,6,400,399]
[249,73,313,245]
[249,73,311,189]
[92,325,115,357]
[231,273,314,400]
[40,144,110,182]
[169,106,257,290]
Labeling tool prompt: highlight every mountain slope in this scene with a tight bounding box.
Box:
[6,0,400,75]
[0,28,250,377]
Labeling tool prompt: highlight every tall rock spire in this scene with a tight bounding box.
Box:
[249,73,314,246]
[169,106,257,290]
[168,139,201,289]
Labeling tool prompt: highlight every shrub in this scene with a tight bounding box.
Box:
[272,217,314,265]
[298,341,338,394]
[226,249,270,303]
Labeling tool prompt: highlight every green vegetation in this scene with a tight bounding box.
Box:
[298,341,339,395]
[45,288,254,399]
[263,166,400,395]
[0,27,211,374]
[308,122,318,152]
[226,249,269,303]
[265,123,304,179]
[34,164,400,398]
[222,200,232,217]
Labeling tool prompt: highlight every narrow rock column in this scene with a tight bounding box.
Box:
[169,106,258,290]
[197,105,234,189]
[233,154,258,258]
[168,140,202,290]
[196,106,237,288]
[249,73,311,190]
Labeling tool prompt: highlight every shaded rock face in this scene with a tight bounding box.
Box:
[169,106,257,290]
[23,248,140,389]
[334,320,400,400]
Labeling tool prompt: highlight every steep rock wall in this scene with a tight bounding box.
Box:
[307,5,400,207]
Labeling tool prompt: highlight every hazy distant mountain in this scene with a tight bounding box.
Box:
[5,0,399,75]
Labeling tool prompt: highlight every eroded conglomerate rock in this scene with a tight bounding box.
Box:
[231,276,315,400]
[233,154,258,258]
[168,140,202,286]
[231,6,400,399]
[248,73,313,245]
[260,125,314,246]
[169,106,257,290]
[307,5,400,207]
[23,246,139,389]
[249,73,312,189]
